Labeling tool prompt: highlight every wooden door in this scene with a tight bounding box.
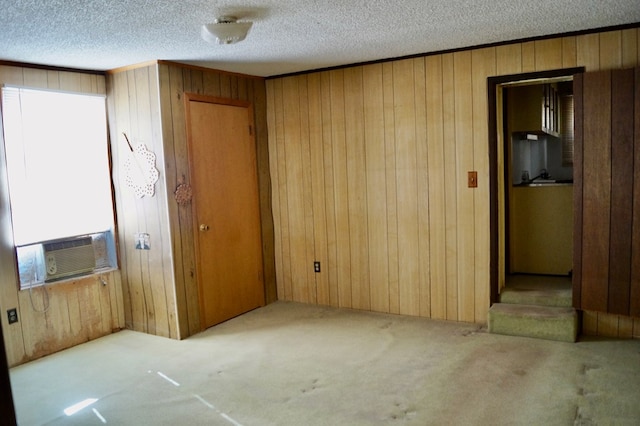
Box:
[186,95,264,329]
[573,67,640,317]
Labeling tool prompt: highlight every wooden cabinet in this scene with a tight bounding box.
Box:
[509,83,560,137]
[573,67,640,317]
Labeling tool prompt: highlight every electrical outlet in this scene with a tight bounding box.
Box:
[7,308,18,324]
[314,261,321,273]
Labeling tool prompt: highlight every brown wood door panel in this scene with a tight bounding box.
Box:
[186,96,265,329]
[609,68,634,316]
[572,73,584,309]
[580,70,611,313]
[574,67,639,316]
[632,67,640,318]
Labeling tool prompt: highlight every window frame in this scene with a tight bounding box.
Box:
[1,85,118,289]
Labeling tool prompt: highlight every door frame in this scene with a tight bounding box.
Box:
[487,67,584,305]
[183,93,264,330]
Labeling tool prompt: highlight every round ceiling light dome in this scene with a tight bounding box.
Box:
[201,16,253,45]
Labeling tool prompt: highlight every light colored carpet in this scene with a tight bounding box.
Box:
[9,301,640,425]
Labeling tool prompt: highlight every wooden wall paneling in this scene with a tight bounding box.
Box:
[621,29,638,68]
[453,51,475,323]
[127,69,155,335]
[577,33,601,71]
[581,70,611,312]
[46,70,61,89]
[521,41,536,73]
[307,73,330,306]
[329,69,352,308]
[282,76,308,303]
[534,38,563,71]
[599,31,623,69]
[107,271,125,329]
[414,58,431,318]
[108,72,135,332]
[203,71,221,97]
[608,68,634,315]
[392,59,420,316]
[496,44,522,76]
[220,74,232,98]
[363,63,390,313]
[582,310,598,335]
[441,53,459,321]
[266,80,286,301]
[238,76,249,101]
[632,67,640,318]
[382,62,399,314]
[471,47,496,323]
[149,67,179,338]
[596,312,620,337]
[251,79,277,305]
[562,36,578,68]
[617,315,634,338]
[136,67,167,336]
[276,78,295,301]
[572,73,584,309]
[320,71,339,307]
[425,55,447,320]
[276,78,293,301]
[264,29,640,338]
[297,74,315,304]
[111,70,143,333]
[157,64,191,337]
[166,65,196,338]
[188,68,204,94]
[22,67,48,87]
[344,67,370,311]
[299,74,319,304]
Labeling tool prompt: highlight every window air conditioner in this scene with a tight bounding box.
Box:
[43,236,96,281]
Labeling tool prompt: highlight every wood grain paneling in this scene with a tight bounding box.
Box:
[580,71,612,313]
[267,27,640,335]
[609,68,634,315]
[632,67,640,318]
[0,65,124,367]
[572,73,584,310]
[108,62,274,340]
[575,67,639,319]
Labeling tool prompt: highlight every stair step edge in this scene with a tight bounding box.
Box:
[489,303,576,318]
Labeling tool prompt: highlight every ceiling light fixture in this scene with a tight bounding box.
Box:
[201,16,253,45]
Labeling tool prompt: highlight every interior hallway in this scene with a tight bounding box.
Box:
[9,301,640,425]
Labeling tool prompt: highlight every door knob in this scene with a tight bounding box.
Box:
[199,224,210,231]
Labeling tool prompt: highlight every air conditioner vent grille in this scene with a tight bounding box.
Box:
[44,236,96,281]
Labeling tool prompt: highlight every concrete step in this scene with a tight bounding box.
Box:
[499,287,572,307]
[488,303,578,343]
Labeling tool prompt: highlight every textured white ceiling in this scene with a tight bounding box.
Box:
[1,1,639,77]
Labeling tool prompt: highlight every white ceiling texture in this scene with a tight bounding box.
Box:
[1,0,639,77]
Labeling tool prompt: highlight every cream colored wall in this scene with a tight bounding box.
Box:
[266,28,640,337]
[510,186,573,275]
[0,65,125,367]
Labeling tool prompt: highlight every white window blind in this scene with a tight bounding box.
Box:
[1,86,114,246]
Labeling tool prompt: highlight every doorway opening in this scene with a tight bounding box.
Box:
[488,67,584,305]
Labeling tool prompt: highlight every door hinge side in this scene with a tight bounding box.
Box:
[249,125,253,135]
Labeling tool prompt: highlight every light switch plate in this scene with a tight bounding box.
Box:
[468,171,478,188]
